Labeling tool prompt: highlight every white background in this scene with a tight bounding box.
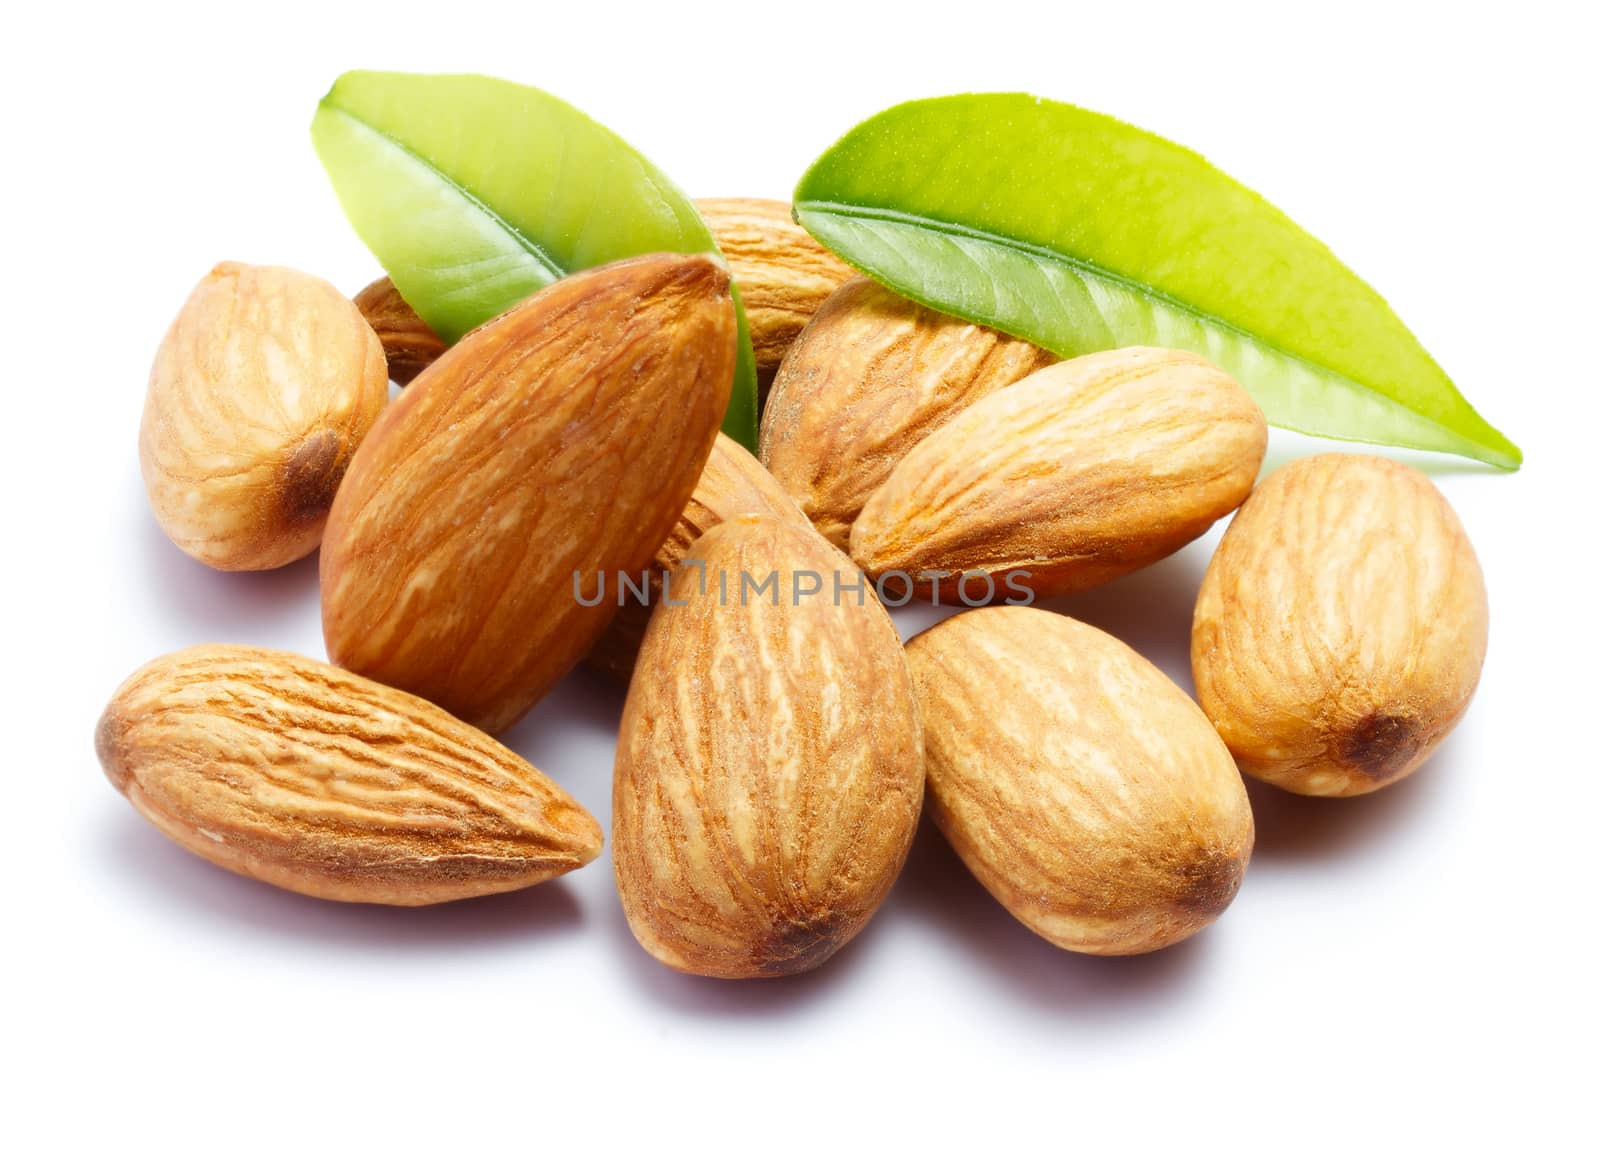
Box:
[6,2,1595,1161]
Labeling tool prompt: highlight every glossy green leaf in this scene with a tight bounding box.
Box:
[794,94,1519,469]
[311,70,757,449]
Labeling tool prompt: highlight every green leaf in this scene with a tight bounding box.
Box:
[311,70,757,450]
[794,94,1519,470]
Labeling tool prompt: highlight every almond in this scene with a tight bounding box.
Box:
[613,517,924,978]
[850,347,1267,599]
[95,645,602,905]
[141,262,388,570]
[906,607,1253,955]
[353,275,446,386]
[695,198,854,378]
[321,253,736,734]
[760,276,1054,548]
[1192,454,1488,796]
[642,433,814,581]
[586,433,812,681]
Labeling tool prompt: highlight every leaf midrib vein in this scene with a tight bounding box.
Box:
[323,102,566,284]
[794,198,1479,448]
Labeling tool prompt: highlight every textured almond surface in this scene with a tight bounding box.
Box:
[648,432,812,574]
[1193,454,1488,796]
[353,275,446,386]
[613,517,924,978]
[850,347,1267,598]
[321,254,736,734]
[907,607,1253,955]
[695,198,854,376]
[586,433,812,680]
[760,277,1054,548]
[95,645,602,905]
[141,262,388,571]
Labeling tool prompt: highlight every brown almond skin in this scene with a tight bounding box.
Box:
[353,276,446,386]
[141,262,388,571]
[694,198,854,378]
[95,645,603,906]
[760,277,1055,548]
[586,433,812,681]
[613,517,924,978]
[907,607,1253,955]
[850,347,1267,599]
[1193,454,1488,796]
[321,253,736,734]
[648,432,812,571]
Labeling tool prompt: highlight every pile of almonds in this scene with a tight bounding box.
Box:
[101,198,1488,977]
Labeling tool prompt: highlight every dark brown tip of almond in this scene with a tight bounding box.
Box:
[1174,848,1248,921]
[281,428,348,527]
[753,913,846,977]
[1336,712,1423,783]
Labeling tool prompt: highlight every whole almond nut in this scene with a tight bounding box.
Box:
[321,253,736,734]
[851,347,1267,599]
[95,645,602,905]
[586,432,813,681]
[695,198,854,378]
[649,432,813,571]
[760,276,1054,548]
[1193,453,1488,796]
[613,517,924,978]
[141,262,388,570]
[906,607,1253,955]
[353,276,446,386]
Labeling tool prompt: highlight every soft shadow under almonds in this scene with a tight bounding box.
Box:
[890,820,1215,1019]
[1245,734,1458,862]
[499,665,627,755]
[98,806,584,951]
[136,499,322,635]
[1036,541,1211,689]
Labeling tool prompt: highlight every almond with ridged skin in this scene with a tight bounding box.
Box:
[586,433,812,681]
[141,262,388,571]
[95,645,602,906]
[321,253,736,734]
[613,517,924,978]
[353,276,446,386]
[850,347,1267,599]
[760,276,1054,548]
[906,607,1253,955]
[695,198,854,378]
[1193,454,1487,796]
[648,433,812,571]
